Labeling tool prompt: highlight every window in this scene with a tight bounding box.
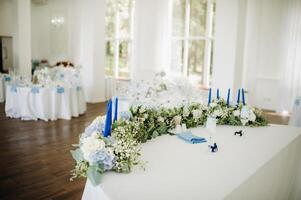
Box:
[171,0,216,86]
[105,0,135,79]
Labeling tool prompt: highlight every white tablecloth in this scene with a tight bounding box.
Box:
[289,96,301,127]
[82,124,301,200]
[5,84,86,121]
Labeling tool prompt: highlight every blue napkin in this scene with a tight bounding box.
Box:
[31,87,40,94]
[177,131,207,144]
[57,87,64,94]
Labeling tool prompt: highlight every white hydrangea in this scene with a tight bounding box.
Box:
[192,109,202,120]
[157,116,165,123]
[80,132,106,161]
[183,106,190,117]
[213,109,223,117]
[139,106,146,113]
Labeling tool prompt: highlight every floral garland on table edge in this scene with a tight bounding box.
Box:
[70,99,268,185]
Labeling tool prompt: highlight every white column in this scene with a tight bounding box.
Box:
[12,0,31,77]
[131,0,172,80]
[79,0,106,103]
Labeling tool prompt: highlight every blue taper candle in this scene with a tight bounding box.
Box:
[113,97,118,122]
[217,88,220,100]
[237,89,241,104]
[242,88,246,105]
[208,88,212,106]
[103,99,112,137]
[227,88,230,107]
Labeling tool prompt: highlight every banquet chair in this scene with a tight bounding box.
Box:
[51,86,72,120]
[18,86,37,120]
[5,84,20,118]
[28,87,51,121]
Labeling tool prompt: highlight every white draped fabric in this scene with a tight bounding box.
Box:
[5,84,86,121]
[82,125,301,200]
[281,0,301,111]
[105,77,117,101]
[289,96,301,127]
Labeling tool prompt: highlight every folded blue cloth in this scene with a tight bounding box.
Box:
[31,87,40,94]
[177,131,207,144]
[57,87,64,94]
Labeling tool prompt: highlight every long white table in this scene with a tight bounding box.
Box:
[82,124,301,200]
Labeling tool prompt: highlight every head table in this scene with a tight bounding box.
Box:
[82,124,301,200]
[5,84,86,121]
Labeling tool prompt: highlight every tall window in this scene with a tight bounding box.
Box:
[171,0,216,86]
[105,0,135,79]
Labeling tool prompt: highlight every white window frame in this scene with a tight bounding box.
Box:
[105,1,134,79]
[171,0,215,87]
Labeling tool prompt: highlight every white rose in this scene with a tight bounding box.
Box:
[210,102,217,107]
[174,115,182,125]
[81,134,106,160]
[233,110,240,117]
[240,106,250,119]
[249,111,256,122]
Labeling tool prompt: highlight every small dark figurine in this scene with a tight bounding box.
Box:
[209,143,218,153]
[234,130,243,136]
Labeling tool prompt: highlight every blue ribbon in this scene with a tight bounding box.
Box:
[57,87,65,94]
[31,87,40,94]
[10,85,17,93]
[4,76,11,82]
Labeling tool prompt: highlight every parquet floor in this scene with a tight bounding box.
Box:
[0,102,289,200]
[0,102,106,200]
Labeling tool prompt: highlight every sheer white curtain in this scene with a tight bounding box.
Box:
[281,0,301,112]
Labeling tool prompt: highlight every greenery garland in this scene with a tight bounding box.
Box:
[70,99,268,185]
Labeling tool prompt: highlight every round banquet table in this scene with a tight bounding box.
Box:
[5,84,86,121]
[82,124,301,200]
[289,96,301,127]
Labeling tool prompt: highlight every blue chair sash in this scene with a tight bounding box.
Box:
[57,87,65,94]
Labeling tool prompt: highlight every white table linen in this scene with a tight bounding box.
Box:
[289,96,301,127]
[82,124,301,200]
[5,84,86,121]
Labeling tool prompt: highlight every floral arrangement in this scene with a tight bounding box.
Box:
[70,99,268,185]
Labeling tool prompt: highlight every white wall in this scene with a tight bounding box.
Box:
[131,0,172,80]
[242,0,288,111]
[211,0,239,100]
[212,0,291,111]
[31,0,73,64]
[0,0,13,36]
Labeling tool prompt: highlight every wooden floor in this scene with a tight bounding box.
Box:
[0,102,289,200]
[0,102,106,200]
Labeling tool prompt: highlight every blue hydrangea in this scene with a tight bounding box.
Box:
[88,150,115,171]
[120,111,132,120]
[84,119,104,137]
